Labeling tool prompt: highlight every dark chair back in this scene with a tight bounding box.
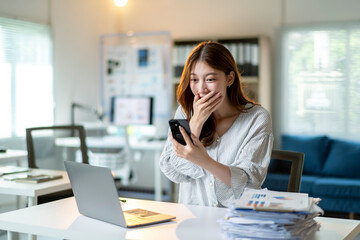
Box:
[25,125,89,204]
[270,149,304,192]
[26,125,89,169]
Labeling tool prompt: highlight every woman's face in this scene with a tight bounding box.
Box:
[189,61,233,99]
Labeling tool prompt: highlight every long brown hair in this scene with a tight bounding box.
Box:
[177,41,257,147]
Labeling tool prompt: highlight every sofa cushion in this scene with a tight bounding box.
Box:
[282,135,330,175]
[262,173,289,192]
[322,138,360,178]
[299,175,319,194]
[312,177,360,198]
[316,196,360,214]
[262,173,318,194]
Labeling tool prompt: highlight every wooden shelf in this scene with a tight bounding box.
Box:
[171,36,271,113]
[242,76,259,84]
[173,77,181,85]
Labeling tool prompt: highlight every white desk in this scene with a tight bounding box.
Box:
[56,136,167,201]
[0,168,70,207]
[0,150,27,166]
[55,136,165,150]
[0,197,359,240]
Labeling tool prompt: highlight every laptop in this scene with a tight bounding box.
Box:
[64,161,175,228]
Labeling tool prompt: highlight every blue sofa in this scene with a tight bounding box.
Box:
[262,134,360,215]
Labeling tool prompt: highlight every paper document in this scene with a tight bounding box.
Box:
[219,188,323,239]
[234,188,310,212]
[4,173,62,183]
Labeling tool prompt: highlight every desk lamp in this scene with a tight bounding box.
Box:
[71,103,104,137]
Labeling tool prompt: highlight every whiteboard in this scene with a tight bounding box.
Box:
[100,32,172,137]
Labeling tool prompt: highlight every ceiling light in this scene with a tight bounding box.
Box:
[114,0,128,7]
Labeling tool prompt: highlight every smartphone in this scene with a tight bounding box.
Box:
[169,119,192,145]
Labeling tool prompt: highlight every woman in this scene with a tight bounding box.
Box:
[160,41,273,207]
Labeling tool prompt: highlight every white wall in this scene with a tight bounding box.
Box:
[0,0,49,24]
[117,0,281,40]
[51,0,121,124]
[1,0,360,124]
[284,0,360,25]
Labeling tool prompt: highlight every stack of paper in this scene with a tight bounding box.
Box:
[218,188,323,239]
[0,166,29,176]
[4,173,62,183]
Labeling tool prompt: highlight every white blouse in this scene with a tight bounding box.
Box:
[159,104,273,207]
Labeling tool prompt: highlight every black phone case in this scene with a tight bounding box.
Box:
[169,119,192,145]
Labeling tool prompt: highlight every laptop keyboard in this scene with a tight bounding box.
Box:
[124,208,160,217]
[125,216,142,224]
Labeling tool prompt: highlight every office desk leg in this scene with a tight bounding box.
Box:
[7,231,14,240]
[154,151,162,201]
[16,196,21,209]
[15,158,23,209]
[7,231,21,240]
[28,234,36,240]
[26,197,38,240]
[28,197,37,207]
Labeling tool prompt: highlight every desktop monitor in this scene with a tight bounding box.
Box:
[110,96,153,125]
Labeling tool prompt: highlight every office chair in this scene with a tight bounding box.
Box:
[26,125,89,204]
[268,149,305,192]
[87,127,136,188]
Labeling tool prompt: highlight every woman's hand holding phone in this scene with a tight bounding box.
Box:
[169,119,192,145]
[170,125,210,167]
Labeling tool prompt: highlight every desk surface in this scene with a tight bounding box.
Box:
[0,149,27,162]
[0,169,70,197]
[0,197,359,240]
[55,136,165,150]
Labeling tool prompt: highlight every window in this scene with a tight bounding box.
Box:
[0,17,53,138]
[279,23,360,141]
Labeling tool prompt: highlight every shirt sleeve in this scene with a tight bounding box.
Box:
[215,109,274,207]
[159,106,206,183]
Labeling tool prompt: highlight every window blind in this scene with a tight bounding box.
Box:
[0,17,53,138]
[279,23,360,141]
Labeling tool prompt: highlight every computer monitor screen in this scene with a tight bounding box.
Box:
[110,96,153,125]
